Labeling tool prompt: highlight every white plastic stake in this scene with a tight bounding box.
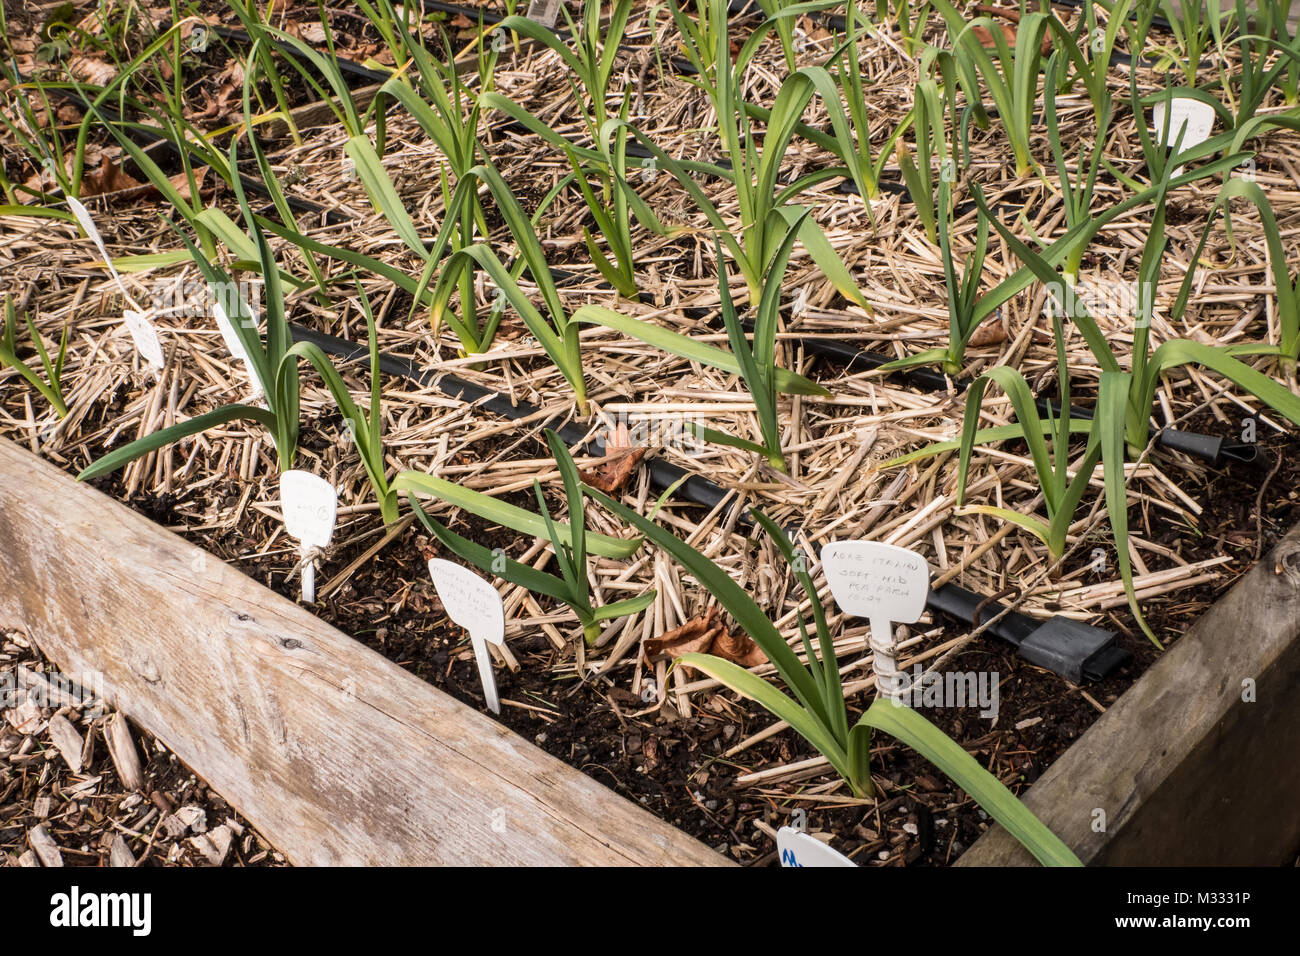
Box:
[820,541,929,703]
[792,287,808,317]
[67,197,164,371]
[122,309,165,370]
[427,559,506,714]
[1152,97,1215,178]
[212,301,262,399]
[524,0,562,29]
[279,471,337,604]
[776,827,857,867]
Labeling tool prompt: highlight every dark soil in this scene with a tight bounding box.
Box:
[5,0,1299,868]
[61,408,1292,866]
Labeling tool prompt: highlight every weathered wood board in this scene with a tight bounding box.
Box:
[0,438,726,866]
[960,520,1300,866]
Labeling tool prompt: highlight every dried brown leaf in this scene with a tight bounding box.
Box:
[969,322,1008,347]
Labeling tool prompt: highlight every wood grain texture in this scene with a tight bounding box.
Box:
[0,438,726,866]
[960,519,1300,866]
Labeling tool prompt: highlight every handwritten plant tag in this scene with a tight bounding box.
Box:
[820,541,929,622]
[212,301,261,398]
[1152,98,1215,177]
[427,559,506,714]
[67,197,165,371]
[821,541,929,702]
[279,471,337,603]
[777,827,857,867]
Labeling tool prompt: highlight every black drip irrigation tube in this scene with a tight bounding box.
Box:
[1038,399,1260,465]
[40,1,1230,679]
[136,1,1244,681]
[288,321,1130,682]
[286,322,736,512]
[37,71,348,226]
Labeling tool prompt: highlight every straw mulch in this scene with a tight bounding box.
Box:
[3,2,1299,861]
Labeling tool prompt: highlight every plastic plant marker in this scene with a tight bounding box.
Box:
[212,301,261,399]
[524,0,562,28]
[1152,98,1215,176]
[279,470,337,604]
[122,309,165,371]
[67,197,165,371]
[820,541,929,703]
[427,559,506,714]
[776,826,857,867]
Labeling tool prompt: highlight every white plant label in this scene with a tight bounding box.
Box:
[821,541,929,702]
[67,197,132,301]
[821,541,929,621]
[792,287,808,317]
[1152,98,1215,177]
[427,559,506,714]
[279,471,337,603]
[122,309,165,370]
[776,827,857,867]
[524,0,562,29]
[212,301,262,398]
[68,197,165,371]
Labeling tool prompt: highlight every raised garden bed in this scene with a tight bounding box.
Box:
[0,436,723,865]
[4,435,1299,866]
[960,515,1300,865]
[4,0,1300,868]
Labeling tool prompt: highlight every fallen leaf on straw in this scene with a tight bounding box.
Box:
[645,606,767,668]
[80,153,144,196]
[645,610,719,659]
[973,5,1054,53]
[79,154,209,202]
[579,422,646,493]
[969,322,1008,347]
[710,629,766,668]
